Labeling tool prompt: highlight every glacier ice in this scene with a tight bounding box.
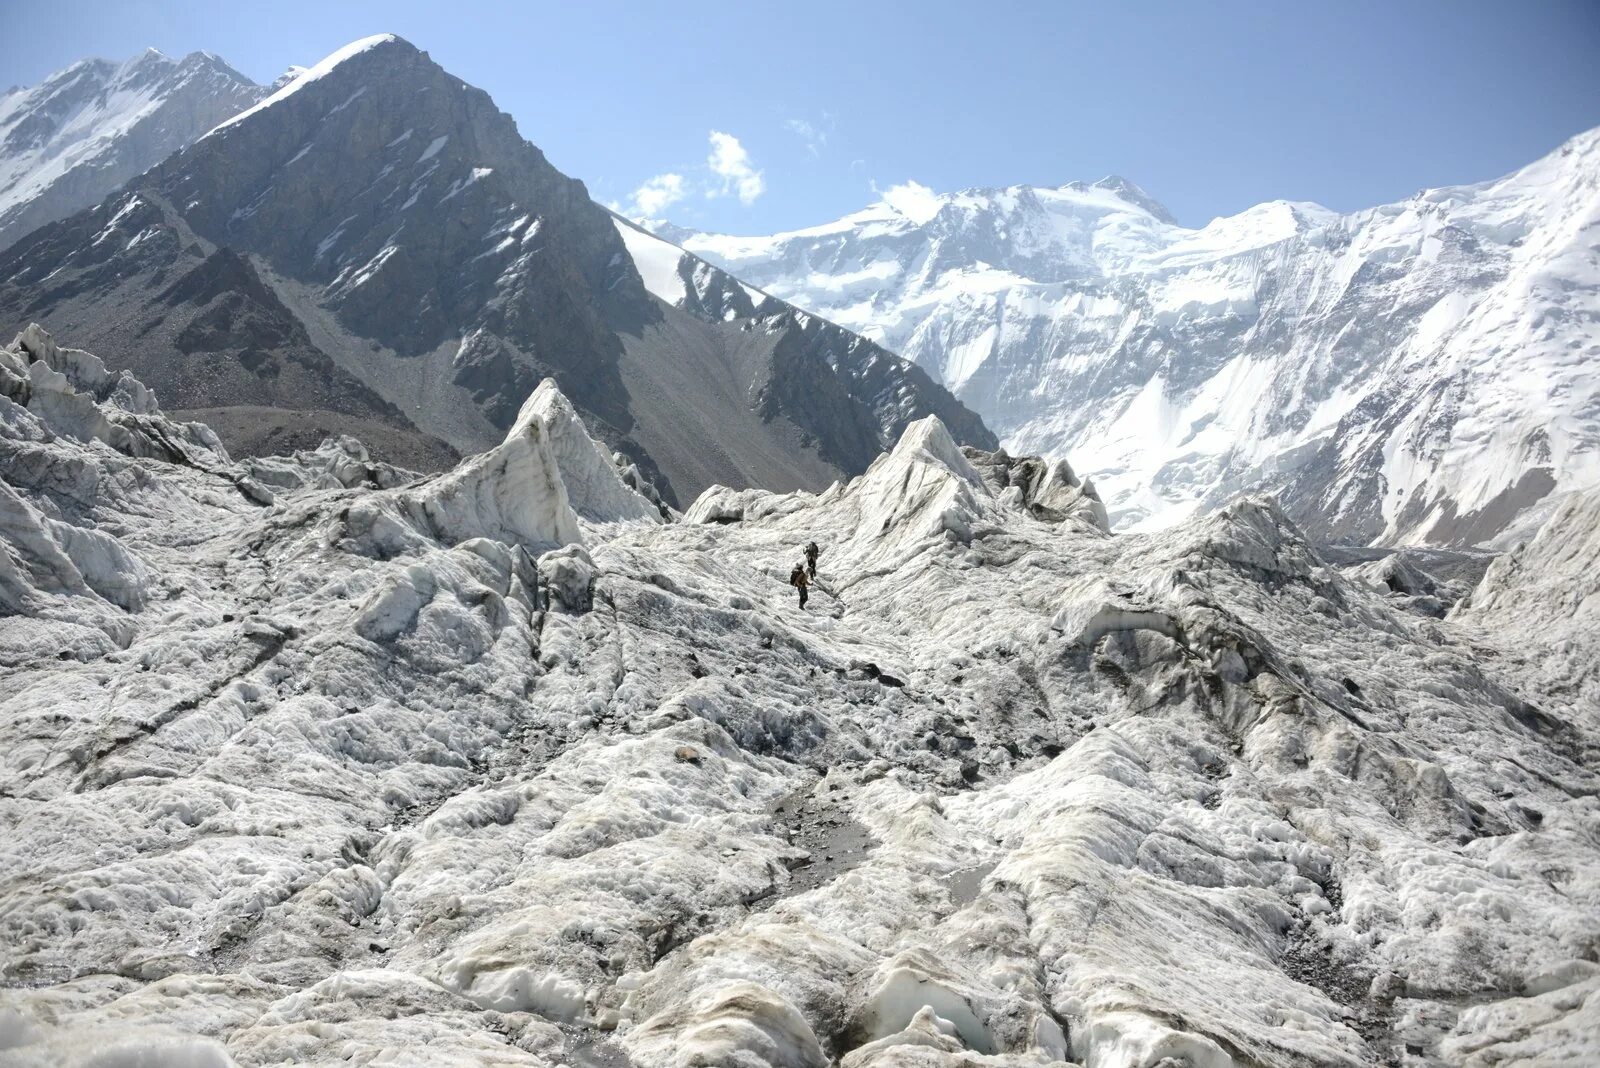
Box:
[1,325,1597,1067]
[510,380,664,527]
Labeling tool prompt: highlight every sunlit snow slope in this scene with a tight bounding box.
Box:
[662,131,1600,547]
[3,323,1598,1065]
[0,49,263,252]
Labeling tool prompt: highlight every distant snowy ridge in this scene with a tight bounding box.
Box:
[0,48,264,251]
[661,129,1600,547]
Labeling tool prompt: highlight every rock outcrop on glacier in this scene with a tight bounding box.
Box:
[0,49,265,252]
[662,129,1600,547]
[3,330,1597,1067]
[0,35,993,500]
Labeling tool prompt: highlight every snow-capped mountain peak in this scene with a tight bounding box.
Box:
[203,33,401,138]
[1087,173,1178,223]
[0,46,264,251]
[667,127,1600,546]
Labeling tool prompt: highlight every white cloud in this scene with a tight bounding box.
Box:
[624,172,687,218]
[618,131,766,221]
[707,131,765,205]
[872,179,942,224]
[785,115,830,157]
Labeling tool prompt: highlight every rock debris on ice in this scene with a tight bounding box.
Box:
[2,325,1597,1067]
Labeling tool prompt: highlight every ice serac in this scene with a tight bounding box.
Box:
[3,322,227,463]
[0,49,265,251]
[963,447,1111,534]
[1452,488,1600,724]
[0,326,243,655]
[667,127,1600,547]
[398,408,583,554]
[848,415,989,553]
[4,338,1597,1065]
[510,378,663,525]
[0,35,994,502]
[373,376,660,554]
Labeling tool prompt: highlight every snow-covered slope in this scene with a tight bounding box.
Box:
[0,49,264,251]
[662,130,1600,547]
[3,325,1597,1066]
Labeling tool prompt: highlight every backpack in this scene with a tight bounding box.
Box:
[789,566,805,587]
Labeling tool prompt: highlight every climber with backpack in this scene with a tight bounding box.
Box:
[789,562,810,609]
[805,540,822,580]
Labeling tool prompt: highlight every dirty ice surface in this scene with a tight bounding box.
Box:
[1,323,1597,1067]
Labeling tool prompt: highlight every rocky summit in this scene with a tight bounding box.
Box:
[0,36,992,504]
[2,324,1596,1066]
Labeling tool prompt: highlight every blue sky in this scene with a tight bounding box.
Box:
[13,0,1600,232]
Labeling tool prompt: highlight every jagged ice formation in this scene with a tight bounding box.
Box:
[2,326,1597,1067]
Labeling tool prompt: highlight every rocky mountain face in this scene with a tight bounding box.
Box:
[0,35,992,505]
[0,49,265,252]
[663,130,1600,547]
[3,325,1597,1066]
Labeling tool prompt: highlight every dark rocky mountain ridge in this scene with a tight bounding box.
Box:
[0,35,993,502]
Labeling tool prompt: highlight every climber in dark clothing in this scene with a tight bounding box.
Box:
[789,563,810,609]
[805,541,821,580]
